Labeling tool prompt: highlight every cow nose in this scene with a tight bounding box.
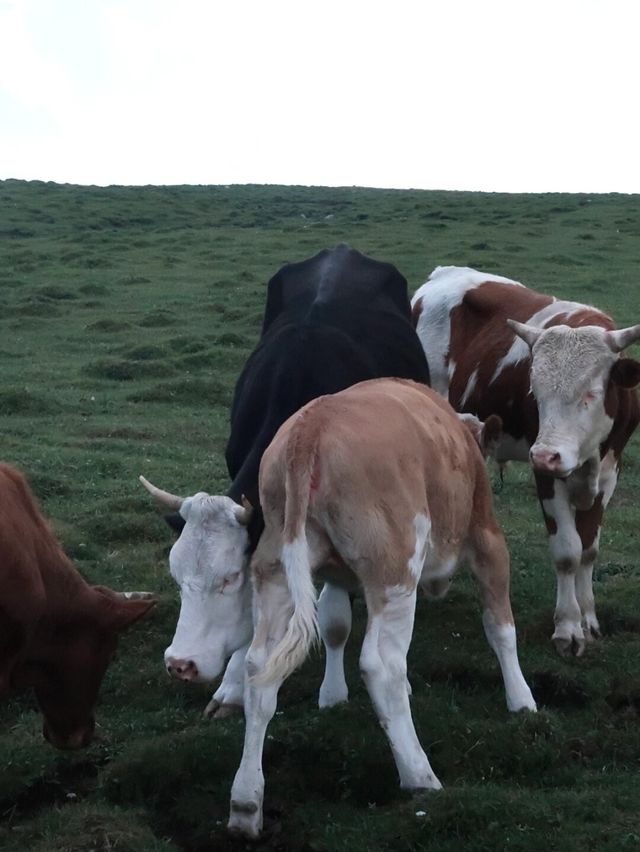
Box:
[166,658,199,681]
[530,447,563,473]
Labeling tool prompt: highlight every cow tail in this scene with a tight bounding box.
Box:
[256,438,320,685]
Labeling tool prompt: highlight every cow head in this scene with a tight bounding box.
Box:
[140,476,254,682]
[507,320,640,476]
[458,412,502,459]
[18,590,155,749]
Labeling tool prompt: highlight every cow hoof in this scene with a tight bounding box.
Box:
[203,698,243,719]
[582,618,602,641]
[552,634,586,657]
[228,800,262,838]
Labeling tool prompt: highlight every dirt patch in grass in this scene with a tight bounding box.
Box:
[124,345,169,362]
[128,377,229,405]
[86,319,132,332]
[85,427,154,440]
[597,606,640,636]
[0,389,61,415]
[607,677,640,714]
[78,283,110,296]
[529,670,591,710]
[138,311,176,328]
[166,336,208,354]
[83,360,176,381]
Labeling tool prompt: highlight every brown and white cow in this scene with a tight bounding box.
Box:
[0,463,155,749]
[225,378,535,838]
[412,266,640,657]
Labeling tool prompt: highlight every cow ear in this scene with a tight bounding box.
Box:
[164,511,186,533]
[483,414,503,448]
[93,587,157,632]
[610,358,640,389]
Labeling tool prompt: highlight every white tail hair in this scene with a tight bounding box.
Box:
[254,531,319,685]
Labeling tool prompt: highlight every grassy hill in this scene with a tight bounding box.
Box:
[1,180,639,851]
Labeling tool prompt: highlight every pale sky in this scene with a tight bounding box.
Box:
[1,0,638,193]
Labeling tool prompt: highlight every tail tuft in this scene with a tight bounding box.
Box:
[254,533,318,685]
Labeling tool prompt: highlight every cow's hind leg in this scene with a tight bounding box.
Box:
[359,583,441,791]
[318,582,351,708]
[228,570,291,839]
[468,526,536,712]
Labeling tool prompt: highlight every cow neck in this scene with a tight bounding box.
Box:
[24,526,96,625]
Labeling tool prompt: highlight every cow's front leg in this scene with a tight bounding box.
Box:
[574,451,618,641]
[228,572,291,839]
[536,474,585,656]
[204,643,250,719]
[318,582,351,708]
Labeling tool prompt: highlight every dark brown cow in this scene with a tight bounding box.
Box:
[412,266,640,656]
[0,463,155,748]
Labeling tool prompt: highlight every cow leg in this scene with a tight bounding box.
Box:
[536,475,585,656]
[574,452,618,641]
[228,572,291,839]
[318,582,351,709]
[467,526,536,712]
[203,642,250,719]
[359,584,441,791]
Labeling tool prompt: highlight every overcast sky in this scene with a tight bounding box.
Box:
[1,0,638,192]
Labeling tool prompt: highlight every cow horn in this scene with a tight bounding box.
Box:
[115,591,156,601]
[139,475,183,509]
[235,495,254,526]
[506,319,543,349]
[606,324,640,353]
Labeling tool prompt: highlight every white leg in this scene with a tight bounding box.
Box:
[542,482,585,656]
[576,454,618,641]
[204,643,250,718]
[576,554,599,640]
[467,525,536,712]
[359,585,441,791]
[228,575,291,839]
[482,611,536,712]
[318,583,351,709]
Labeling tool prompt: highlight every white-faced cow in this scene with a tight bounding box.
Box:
[0,463,155,748]
[412,266,640,656]
[223,378,535,838]
[142,245,431,716]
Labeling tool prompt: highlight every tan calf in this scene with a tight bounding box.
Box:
[228,378,535,838]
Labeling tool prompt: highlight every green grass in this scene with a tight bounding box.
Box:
[1,179,640,851]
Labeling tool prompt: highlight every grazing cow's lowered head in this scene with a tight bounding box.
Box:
[508,320,640,478]
[0,463,155,750]
[139,476,254,682]
[31,588,155,749]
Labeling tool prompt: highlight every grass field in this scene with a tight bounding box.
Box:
[1,179,640,852]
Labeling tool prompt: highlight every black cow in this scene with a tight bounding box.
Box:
[140,244,431,714]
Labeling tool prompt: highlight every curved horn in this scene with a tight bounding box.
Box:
[234,495,254,527]
[606,324,640,353]
[139,475,183,510]
[506,318,543,349]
